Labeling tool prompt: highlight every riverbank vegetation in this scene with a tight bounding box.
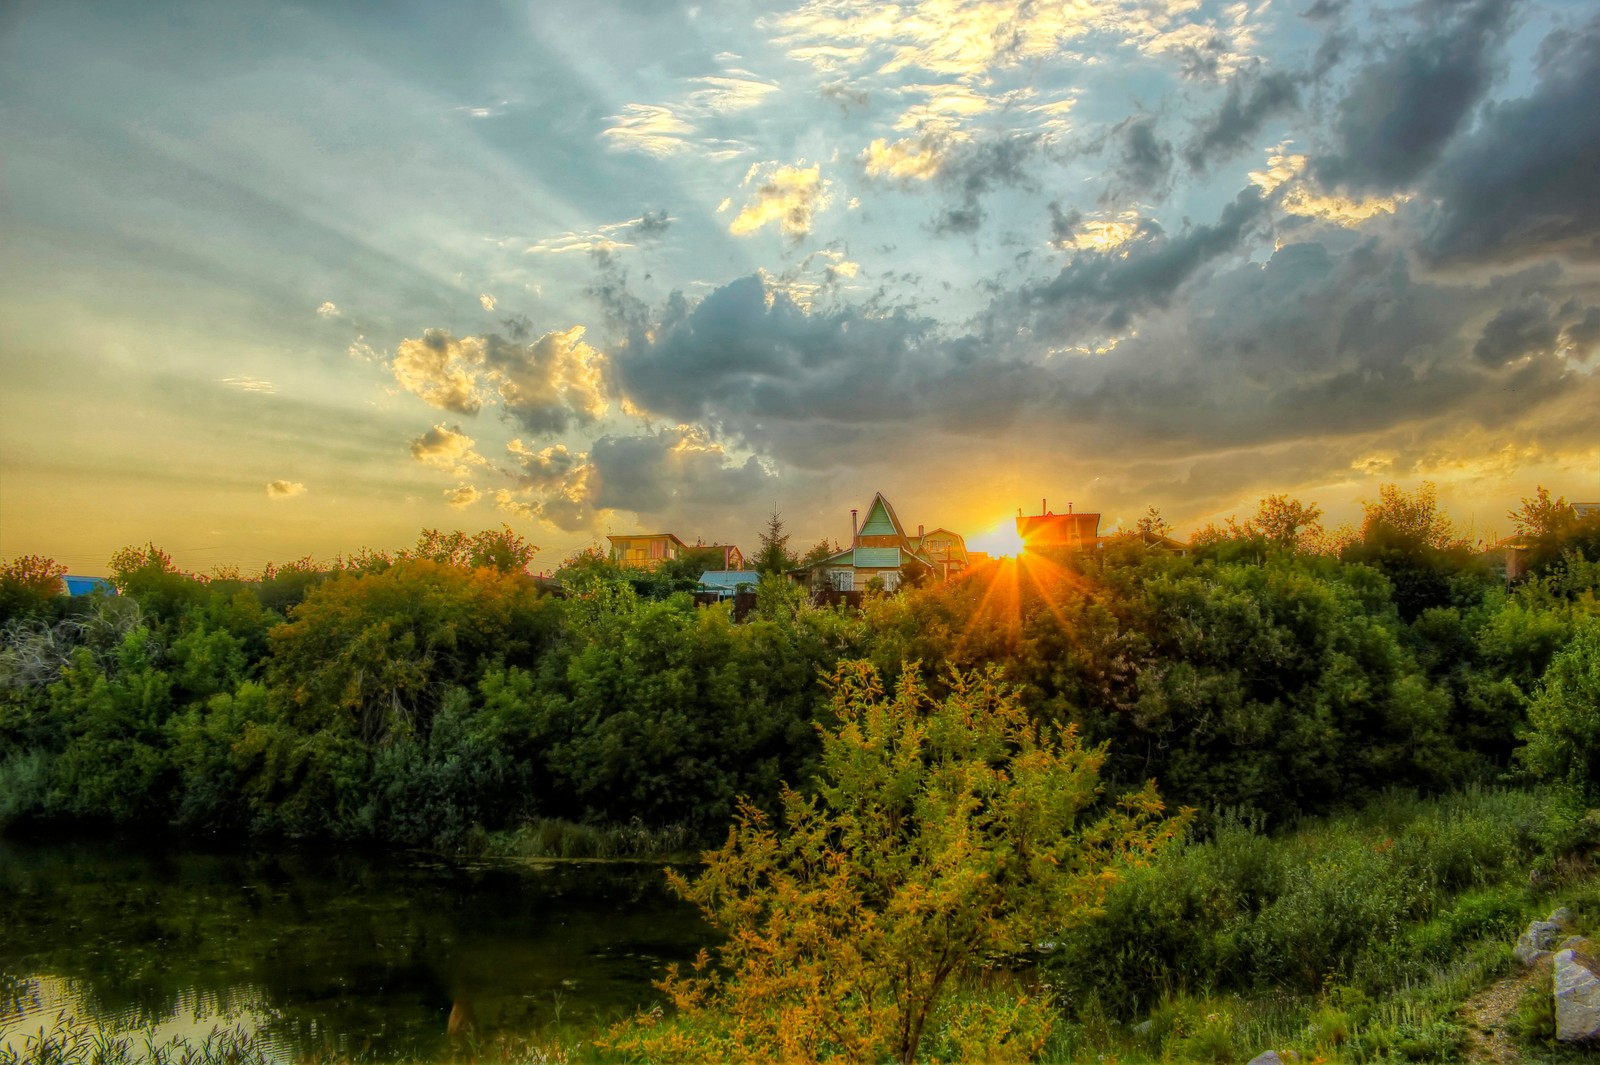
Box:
[6,486,1600,1061]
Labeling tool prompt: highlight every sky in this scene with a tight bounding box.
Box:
[2,0,1598,574]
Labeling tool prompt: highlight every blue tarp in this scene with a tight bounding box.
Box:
[62,575,115,596]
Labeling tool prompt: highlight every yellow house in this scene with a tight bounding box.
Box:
[607,532,690,569]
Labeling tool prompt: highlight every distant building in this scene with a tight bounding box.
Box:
[911,527,970,580]
[1577,502,1600,519]
[797,492,951,592]
[607,532,691,569]
[62,575,115,596]
[697,570,761,600]
[1016,502,1100,551]
[698,543,745,570]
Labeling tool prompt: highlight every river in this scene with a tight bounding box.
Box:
[0,835,708,1062]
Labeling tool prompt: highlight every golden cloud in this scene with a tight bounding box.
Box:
[729,162,832,239]
[266,480,306,499]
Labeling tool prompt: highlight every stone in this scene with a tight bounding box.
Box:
[1518,920,1565,965]
[1550,907,1575,929]
[1247,1052,1299,1065]
[1555,948,1600,1042]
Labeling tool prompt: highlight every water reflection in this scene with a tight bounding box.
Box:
[0,837,707,1061]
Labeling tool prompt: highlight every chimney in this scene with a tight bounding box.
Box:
[1068,502,1073,514]
[1042,498,1048,516]
[918,524,924,540]
[851,508,859,546]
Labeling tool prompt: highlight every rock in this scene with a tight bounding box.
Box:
[1561,935,1590,952]
[1550,906,1575,929]
[1518,920,1565,965]
[1247,1052,1299,1065]
[1555,948,1600,1042]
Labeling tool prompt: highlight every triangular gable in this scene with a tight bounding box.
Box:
[858,492,908,541]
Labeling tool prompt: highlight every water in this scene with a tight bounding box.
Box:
[0,836,709,1061]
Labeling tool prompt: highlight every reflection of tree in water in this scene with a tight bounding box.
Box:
[0,839,706,1059]
[0,973,40,1024]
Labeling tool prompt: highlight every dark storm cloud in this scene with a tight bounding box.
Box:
[1109,117,1173,199]
[1473,301,1560,365]
[1564,305,1600,357]
[1046,203,1082,249]
[1421,14,1600,265]
[928,133,1043,237]
[590,426,775,512]
[611,273,934,427]
[1315,0,1515,191]
[1022,187,1268,336]
[1183,70,1300,171]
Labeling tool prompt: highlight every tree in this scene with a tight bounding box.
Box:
[1135,507,1172,539]
[1252,494,1323,551]
[1519,617,1600,803]
[1360,482,1462,551]
[1509,486,1574,541]
[0,555,67,623]
[753,506,796,576]
[610,661,1185,1064]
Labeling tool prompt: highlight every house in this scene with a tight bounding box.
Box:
[698,543,744,570]
[1016,502,1100,552]
[697,570,761,600]
[607,532,691,569]
[800,492,942,592]
[910,527,970,580]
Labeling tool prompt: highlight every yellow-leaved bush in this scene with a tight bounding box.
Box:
[604,660,1190,1064]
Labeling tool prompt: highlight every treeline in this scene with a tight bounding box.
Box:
[3,486,1600,851]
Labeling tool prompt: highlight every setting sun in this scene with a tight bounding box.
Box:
[966,517,1026,558]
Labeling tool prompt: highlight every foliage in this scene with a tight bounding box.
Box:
[0,553,67,623]
[399,525,540,574]
[1360,482,1465,552]
[1519,616,1600,803]
[609,661,1185,1064]
[753,506,796,576]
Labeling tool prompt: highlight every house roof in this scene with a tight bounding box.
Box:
[698,569,761,591]
[606,532,689,548]
[811,546,932,570]
[858,492,909,541]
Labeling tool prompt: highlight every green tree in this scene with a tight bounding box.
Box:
[1252,494,1323,551]
[0,554,66,623]
[753,506,796,576]
[1519,617,1600,802]
[611,661,1185,1064]
[1509,486,1574,541]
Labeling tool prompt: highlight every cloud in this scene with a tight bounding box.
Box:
[590,425,777,513]
[481,325,608,436]
[391,325,608,437]
[220,376,277,394]
[316,301,340,319]
[1315,0,1514,192]
[444,484,481,509]
[1421,14,1600,265]
[1108,117,1173,199]
[602,103,698,157]
[1183,69,1299,171]
[632,209,671,237]
[729,162,832,239]
[480,293,496,311]
[410,423,487,475]
[1023,187,1269,337]
[392,330,487,414]
[266,480,306,499]
[507,439,582,489]
[1473,301,1561,366]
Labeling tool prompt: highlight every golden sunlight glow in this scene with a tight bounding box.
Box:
[966,517,1026,558]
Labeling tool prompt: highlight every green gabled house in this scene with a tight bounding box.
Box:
[801,492,940,592]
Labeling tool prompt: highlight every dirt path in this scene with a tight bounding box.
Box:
[1460,959,1549,1064]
